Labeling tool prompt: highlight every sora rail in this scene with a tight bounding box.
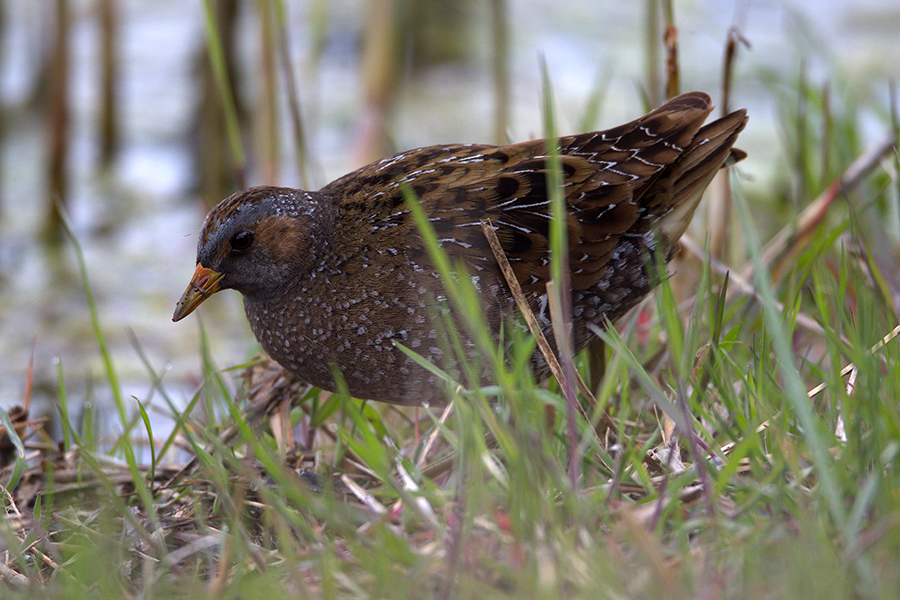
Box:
[174,92,747,406]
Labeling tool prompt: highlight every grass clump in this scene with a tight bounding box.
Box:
[6,131,899,600]
[3,9,900,600]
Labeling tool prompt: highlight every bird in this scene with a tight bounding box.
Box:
[173,91,747,406]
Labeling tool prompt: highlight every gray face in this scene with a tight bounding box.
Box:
[196,189,316,300]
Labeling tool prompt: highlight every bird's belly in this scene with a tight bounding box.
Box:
[242,237,658,404]
[243,286,453,406]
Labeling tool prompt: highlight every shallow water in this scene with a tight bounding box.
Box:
[0,0,898,440]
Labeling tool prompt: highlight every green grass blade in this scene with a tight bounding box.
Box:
[135,397,156,485]
[201,0,246,169]
[56,357,70,451]
[540,55,580,488]
[57,206,127,433]
[0,406,27,490]
[733,184,847,528]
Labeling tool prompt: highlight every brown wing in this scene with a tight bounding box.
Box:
[324,91,746,303]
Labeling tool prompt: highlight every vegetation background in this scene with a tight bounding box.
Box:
[0,0,899,598]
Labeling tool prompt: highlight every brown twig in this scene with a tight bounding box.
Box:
[708,27,750,259]
[679,235,830,339]
[735,134,898,288]
[43,0,70,243]
[479,220,616,441]
[662,0,678,100]
[807,324,900,399]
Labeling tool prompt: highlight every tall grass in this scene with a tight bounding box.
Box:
[3,5,900,600]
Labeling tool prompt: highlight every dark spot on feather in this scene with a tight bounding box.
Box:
[495,176,519,200]
[433,218,455,237]
[509,232,533,254]
[411,183,435,199]
[484,151,511,164]
[523,170,547,193]
[365,171,395,187]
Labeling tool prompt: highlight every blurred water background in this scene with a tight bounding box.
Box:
[1,0,898,440]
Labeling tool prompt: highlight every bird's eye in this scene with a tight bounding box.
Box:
[230,230,254,252]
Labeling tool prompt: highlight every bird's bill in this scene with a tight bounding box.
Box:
[172,263,224,322]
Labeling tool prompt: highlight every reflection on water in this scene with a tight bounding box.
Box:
[0,0,898,439]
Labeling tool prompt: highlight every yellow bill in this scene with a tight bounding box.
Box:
[172,263,224,322]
